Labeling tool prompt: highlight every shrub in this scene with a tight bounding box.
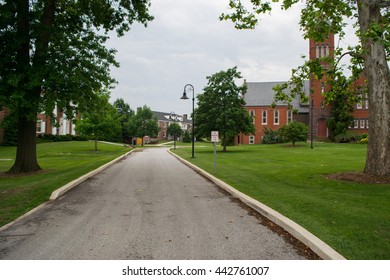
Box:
[182,130,192,143]
[262,127,285,144]
[278,121,309,146]
[334,131,362,143]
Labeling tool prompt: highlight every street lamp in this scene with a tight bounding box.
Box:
[181,84,195,158]
[170,112,177,150]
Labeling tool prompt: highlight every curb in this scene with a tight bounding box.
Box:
[168,149,346,260]
[0,149,135,232]
[49,150,135,200]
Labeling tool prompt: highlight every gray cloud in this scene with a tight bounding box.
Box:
[106,0,310,115]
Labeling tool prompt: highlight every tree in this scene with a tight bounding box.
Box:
[222,0,390,177]
[279,121,309,146]
[114,98,134,144]
[129,105,159,146]
[0,0,153,173]
[195,67,255,152]
[76,91,121,151]
[167,122,182,140]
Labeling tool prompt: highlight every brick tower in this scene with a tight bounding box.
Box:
[309,34,335,139]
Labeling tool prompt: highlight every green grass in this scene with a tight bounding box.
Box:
[0,141,130,227]
[173,142,390,260]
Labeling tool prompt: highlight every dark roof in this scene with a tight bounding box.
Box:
[152,111,192,124]
[244,81,310,113]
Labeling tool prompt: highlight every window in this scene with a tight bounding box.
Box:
[357,103,363,109]
[366,120,369,128]
[274,110,279,125]
[287,110,293,124]
[36,120,42,133]
[365,100,369,109]
[262,110,267,125]
[360,120,365,128]
[249,135,255,144]
[354,120,358,129]
[250,110,255,124]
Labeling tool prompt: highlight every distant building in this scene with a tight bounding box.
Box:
[237,81,310,145]
[153,111,192,141]
[0,105,77,145]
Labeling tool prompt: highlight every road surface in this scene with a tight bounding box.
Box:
[0,148,306,259]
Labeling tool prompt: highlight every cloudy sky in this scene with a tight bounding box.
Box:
[106,0,353,116]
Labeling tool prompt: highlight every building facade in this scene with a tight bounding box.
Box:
[238,81,310,145]
[153,111,192,141]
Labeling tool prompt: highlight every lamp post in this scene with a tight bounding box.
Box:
[181,84,195,158]
[170,112,177,150]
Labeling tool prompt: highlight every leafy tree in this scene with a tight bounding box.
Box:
[167,122,182,140]
[129,105,159,146]
[0,0,153,173]
[222,0,390,176]
[0,110,18,146]
[114,98,134,144]
[76,91,121,151]
[279,121,309,146]
[182,130,192,143]
[195,67,255,152]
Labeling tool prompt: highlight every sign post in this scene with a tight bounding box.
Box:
[211,131,219,173]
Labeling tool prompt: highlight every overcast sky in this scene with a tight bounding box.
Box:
[106,0,353,116]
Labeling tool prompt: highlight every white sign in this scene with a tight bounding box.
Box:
[211,131,219,142]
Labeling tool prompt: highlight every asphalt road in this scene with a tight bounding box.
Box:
[0,148,306,260]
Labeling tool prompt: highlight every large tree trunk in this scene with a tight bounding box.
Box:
[357,0,390,177]
[8,116,41,174]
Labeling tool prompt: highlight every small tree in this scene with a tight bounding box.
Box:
[114,98,134,143]
[76,92,121,150]
[279,121,308,146]
[182,130,192,143]
[129,106,159,146]
[167,123,182,140]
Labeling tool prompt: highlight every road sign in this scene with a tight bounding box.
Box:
[211,131,219,142]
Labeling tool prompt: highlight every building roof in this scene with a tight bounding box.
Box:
[244,81,310,113]
[152,111,192,124]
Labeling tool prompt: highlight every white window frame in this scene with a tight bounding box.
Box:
[360,120,365,128]
[366,120,369,128]
[262,110,267,125]
[274,110,279,125]
[287,110,293,124]
[354,120,358,129]
[249,135,255,145]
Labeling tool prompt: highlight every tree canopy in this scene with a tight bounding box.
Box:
[195,67,255,152]
[129,105,159,146]
[76,91,121,150]
[0,0,153,173]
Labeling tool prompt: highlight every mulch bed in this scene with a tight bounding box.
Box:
[327,172,390,185]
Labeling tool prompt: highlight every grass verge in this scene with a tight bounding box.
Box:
[0,141,131,228]
[172,142,390,260]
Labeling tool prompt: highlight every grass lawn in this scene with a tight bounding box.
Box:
[0,141,130,228]
[173,142,390,260]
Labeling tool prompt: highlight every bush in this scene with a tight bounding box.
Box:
[262,127,285,144]
[359,133,368,144]
[279,121,308,146]
[334,131,362,143]
[182,131,192,143]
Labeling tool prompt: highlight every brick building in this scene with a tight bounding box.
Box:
[153,111,192,141]
[239,34,368,145]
